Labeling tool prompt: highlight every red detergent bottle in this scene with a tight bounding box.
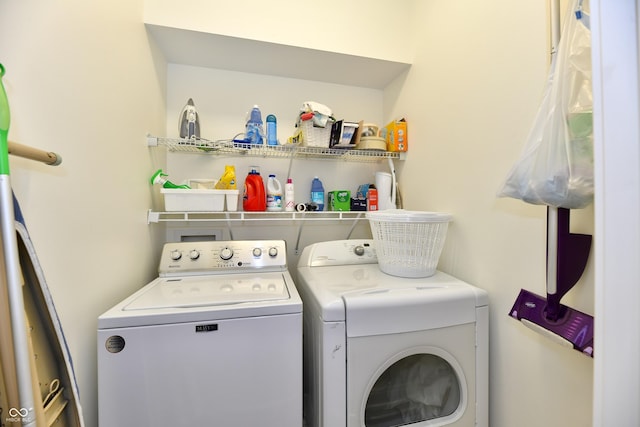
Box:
[243,166,266,211]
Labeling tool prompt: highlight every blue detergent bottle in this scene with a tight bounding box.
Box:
[310,177,325,211]
[246,105,264,145]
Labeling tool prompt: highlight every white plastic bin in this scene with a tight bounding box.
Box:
[161,188,239,212]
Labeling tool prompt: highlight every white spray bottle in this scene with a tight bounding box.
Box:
[285,178,295,212]
[375,158,396,210]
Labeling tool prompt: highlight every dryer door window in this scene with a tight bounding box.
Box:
[364,353,461,427]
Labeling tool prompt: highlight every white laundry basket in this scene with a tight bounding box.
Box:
[366,210,452,278]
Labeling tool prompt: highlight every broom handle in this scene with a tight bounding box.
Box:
[547,206,558,297]
[8,140,61,166]
[550,0,561,60]
[546,1,561,300]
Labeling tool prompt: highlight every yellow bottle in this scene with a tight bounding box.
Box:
[215,165,237,189]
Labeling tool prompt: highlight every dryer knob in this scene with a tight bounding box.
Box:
[268,247,278,257]
[219,247,234,260]
[253,247,262,257]
[189,250,200,260]
[354,245,365,256]
[170,250,182,261]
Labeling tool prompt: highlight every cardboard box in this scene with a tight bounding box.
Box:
[383,118,408,152]
[350,198,367,211]
[329,190,351,211]
[330,120,362,148]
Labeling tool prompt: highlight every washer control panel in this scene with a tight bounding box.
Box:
[158,240,287,276]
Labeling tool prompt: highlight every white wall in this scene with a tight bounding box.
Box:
[387,0,594,426]
[1,1,601,427]
[143,0,414,63]
[163,63,386,192]
[158,64,386,257]
[0,1,166,426]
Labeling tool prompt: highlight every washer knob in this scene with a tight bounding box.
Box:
[219,247,234,260]
[253,247,262,257]
[170,250,182,261]
[268,247,278,257]
[354,245,365,256]
[189,250,200,260]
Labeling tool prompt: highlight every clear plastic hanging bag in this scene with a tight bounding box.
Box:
[498,0,593,209]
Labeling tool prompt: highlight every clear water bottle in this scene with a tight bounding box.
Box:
[310,177,325,211]
[266,114,278,146]
[246,105,264,145]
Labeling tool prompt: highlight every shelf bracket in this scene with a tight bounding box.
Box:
[294,212,307,255]
[345,212,364,239]
[147,209,160,224]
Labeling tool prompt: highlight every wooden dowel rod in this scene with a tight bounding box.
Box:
[7,140,61,166]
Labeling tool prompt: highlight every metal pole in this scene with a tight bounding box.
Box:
[550,0,562,59]
[546,0,562,312]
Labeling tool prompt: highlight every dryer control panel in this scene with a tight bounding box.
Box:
[298,239,378,267]
[158,240,287,276]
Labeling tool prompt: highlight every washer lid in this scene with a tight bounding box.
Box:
[98,271,301,329]
[123,273,290,310]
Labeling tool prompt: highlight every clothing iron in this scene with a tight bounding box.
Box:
[179,98,200,140]
[509,207,594,357]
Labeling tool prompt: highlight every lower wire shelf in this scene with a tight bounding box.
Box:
[147,210,367,224]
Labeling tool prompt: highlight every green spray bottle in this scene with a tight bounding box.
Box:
[150,169,190,189]
[0,63,9,175]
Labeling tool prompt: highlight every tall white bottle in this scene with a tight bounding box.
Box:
[267,174,283,211]
[285,178,295,212]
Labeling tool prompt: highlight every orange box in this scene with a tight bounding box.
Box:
[383,118,408,152]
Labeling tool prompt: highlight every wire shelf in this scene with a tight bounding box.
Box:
[147,136,403,162]
[147,209,367,224]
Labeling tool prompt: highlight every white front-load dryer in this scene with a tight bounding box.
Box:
[296,240,488,427]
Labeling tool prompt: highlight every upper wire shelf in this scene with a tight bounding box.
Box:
[147,136,404,162]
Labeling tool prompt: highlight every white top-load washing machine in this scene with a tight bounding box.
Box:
[97,240,302,427]
[297,240,489,427]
